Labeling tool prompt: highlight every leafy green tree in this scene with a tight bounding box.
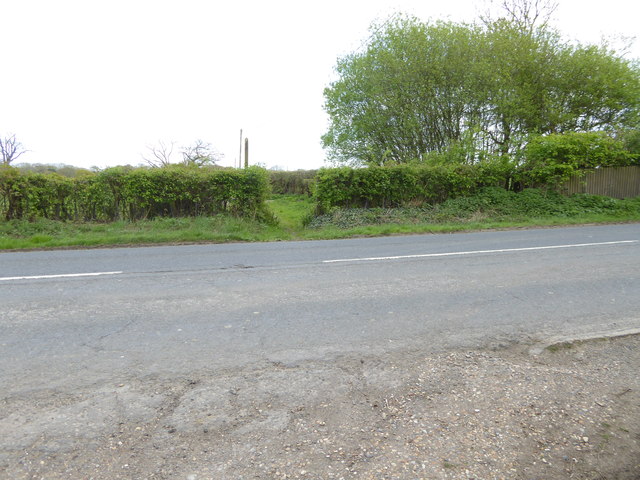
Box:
[322,14,640,166]
[472,20,562,155]
[619,129,640,157]
[323,17,482,165]
[552,44,640,133]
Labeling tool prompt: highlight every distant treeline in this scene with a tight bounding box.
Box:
[12,163,93,178]
[268,170,317,195]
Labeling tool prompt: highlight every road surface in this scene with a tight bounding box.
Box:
[2,224,640,479]
[2,223,639,392]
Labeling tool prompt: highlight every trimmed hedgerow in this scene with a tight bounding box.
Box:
[313,160,513,213]
[0,165,270,222]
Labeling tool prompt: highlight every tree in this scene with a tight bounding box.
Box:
[142,140,176,168]
[1,134,26,165]
[619,129,640,157]
[480,0,558,33]
[181,139,222,167]
[143,139,222,168]
[551,44,640,133]
[322,14,640,166]
[323,17,483,165]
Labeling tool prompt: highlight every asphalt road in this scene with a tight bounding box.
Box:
[2,224,640,394]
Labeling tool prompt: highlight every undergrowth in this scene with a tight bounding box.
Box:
[307,188,640,229]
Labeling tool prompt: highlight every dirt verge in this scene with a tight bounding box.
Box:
[2,334,639,479]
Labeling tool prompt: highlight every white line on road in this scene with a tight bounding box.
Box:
[0,271,123,281]
[323,240,638,264]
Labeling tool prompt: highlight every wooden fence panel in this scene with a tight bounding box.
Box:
[561,166,640,199]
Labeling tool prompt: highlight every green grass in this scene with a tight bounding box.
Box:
[1,190,639,250]
[0,216,289,250]
[266,194,315,231]
[303,189,640,239]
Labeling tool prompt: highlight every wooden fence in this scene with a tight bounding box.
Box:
[560,166,640,199]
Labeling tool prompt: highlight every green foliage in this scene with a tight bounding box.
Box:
[323,17,483,165]
[308,188,640,228]
[269,170,317,195]
[267,194,315,230]
[0,165,271,222]
[322,15,640,166]
[518,132,635,186]
[619,129,640,159]
[0,215,286,250]
[313,162,513,213]
[15,163,93,178]
[2,191,639,249]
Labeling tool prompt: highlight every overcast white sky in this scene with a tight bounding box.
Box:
[2,0,638,171]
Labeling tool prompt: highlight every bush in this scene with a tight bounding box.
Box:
[308,187,640,228]
[517,132,634,187]
[313,161,513,213]
[269,170,317,195]
[619,129,640,161]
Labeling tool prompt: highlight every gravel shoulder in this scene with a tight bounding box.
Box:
[2,334,639,480]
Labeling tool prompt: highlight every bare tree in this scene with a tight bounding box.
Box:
[480,0,558,33]
[0,134,26,165]
[181,139,222,167]
[503,0,558,32]
[142,140,176,168]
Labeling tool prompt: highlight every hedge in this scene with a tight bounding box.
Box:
[268,170,317,195]
[0,165,270,221]
[516,132,638,187]
[313,161,513,213]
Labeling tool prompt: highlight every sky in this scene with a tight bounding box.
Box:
[2,0,639,171]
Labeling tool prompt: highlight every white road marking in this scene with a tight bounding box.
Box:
[323,240,638,264]
[0,271,123,281]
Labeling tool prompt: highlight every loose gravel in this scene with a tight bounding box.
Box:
[2,335,639,479]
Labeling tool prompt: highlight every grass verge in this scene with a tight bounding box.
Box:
[0,216,289,250]
[1,189,639,250]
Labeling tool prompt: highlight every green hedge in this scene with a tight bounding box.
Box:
[268,170,317,195]
[0,165,270,221]
[313,161,513,213]
[516,132,637,187]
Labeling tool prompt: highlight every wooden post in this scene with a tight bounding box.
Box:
[238,129,243,169]
[244,137,249,168]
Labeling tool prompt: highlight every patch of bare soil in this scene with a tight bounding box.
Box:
[2,335,639,479]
